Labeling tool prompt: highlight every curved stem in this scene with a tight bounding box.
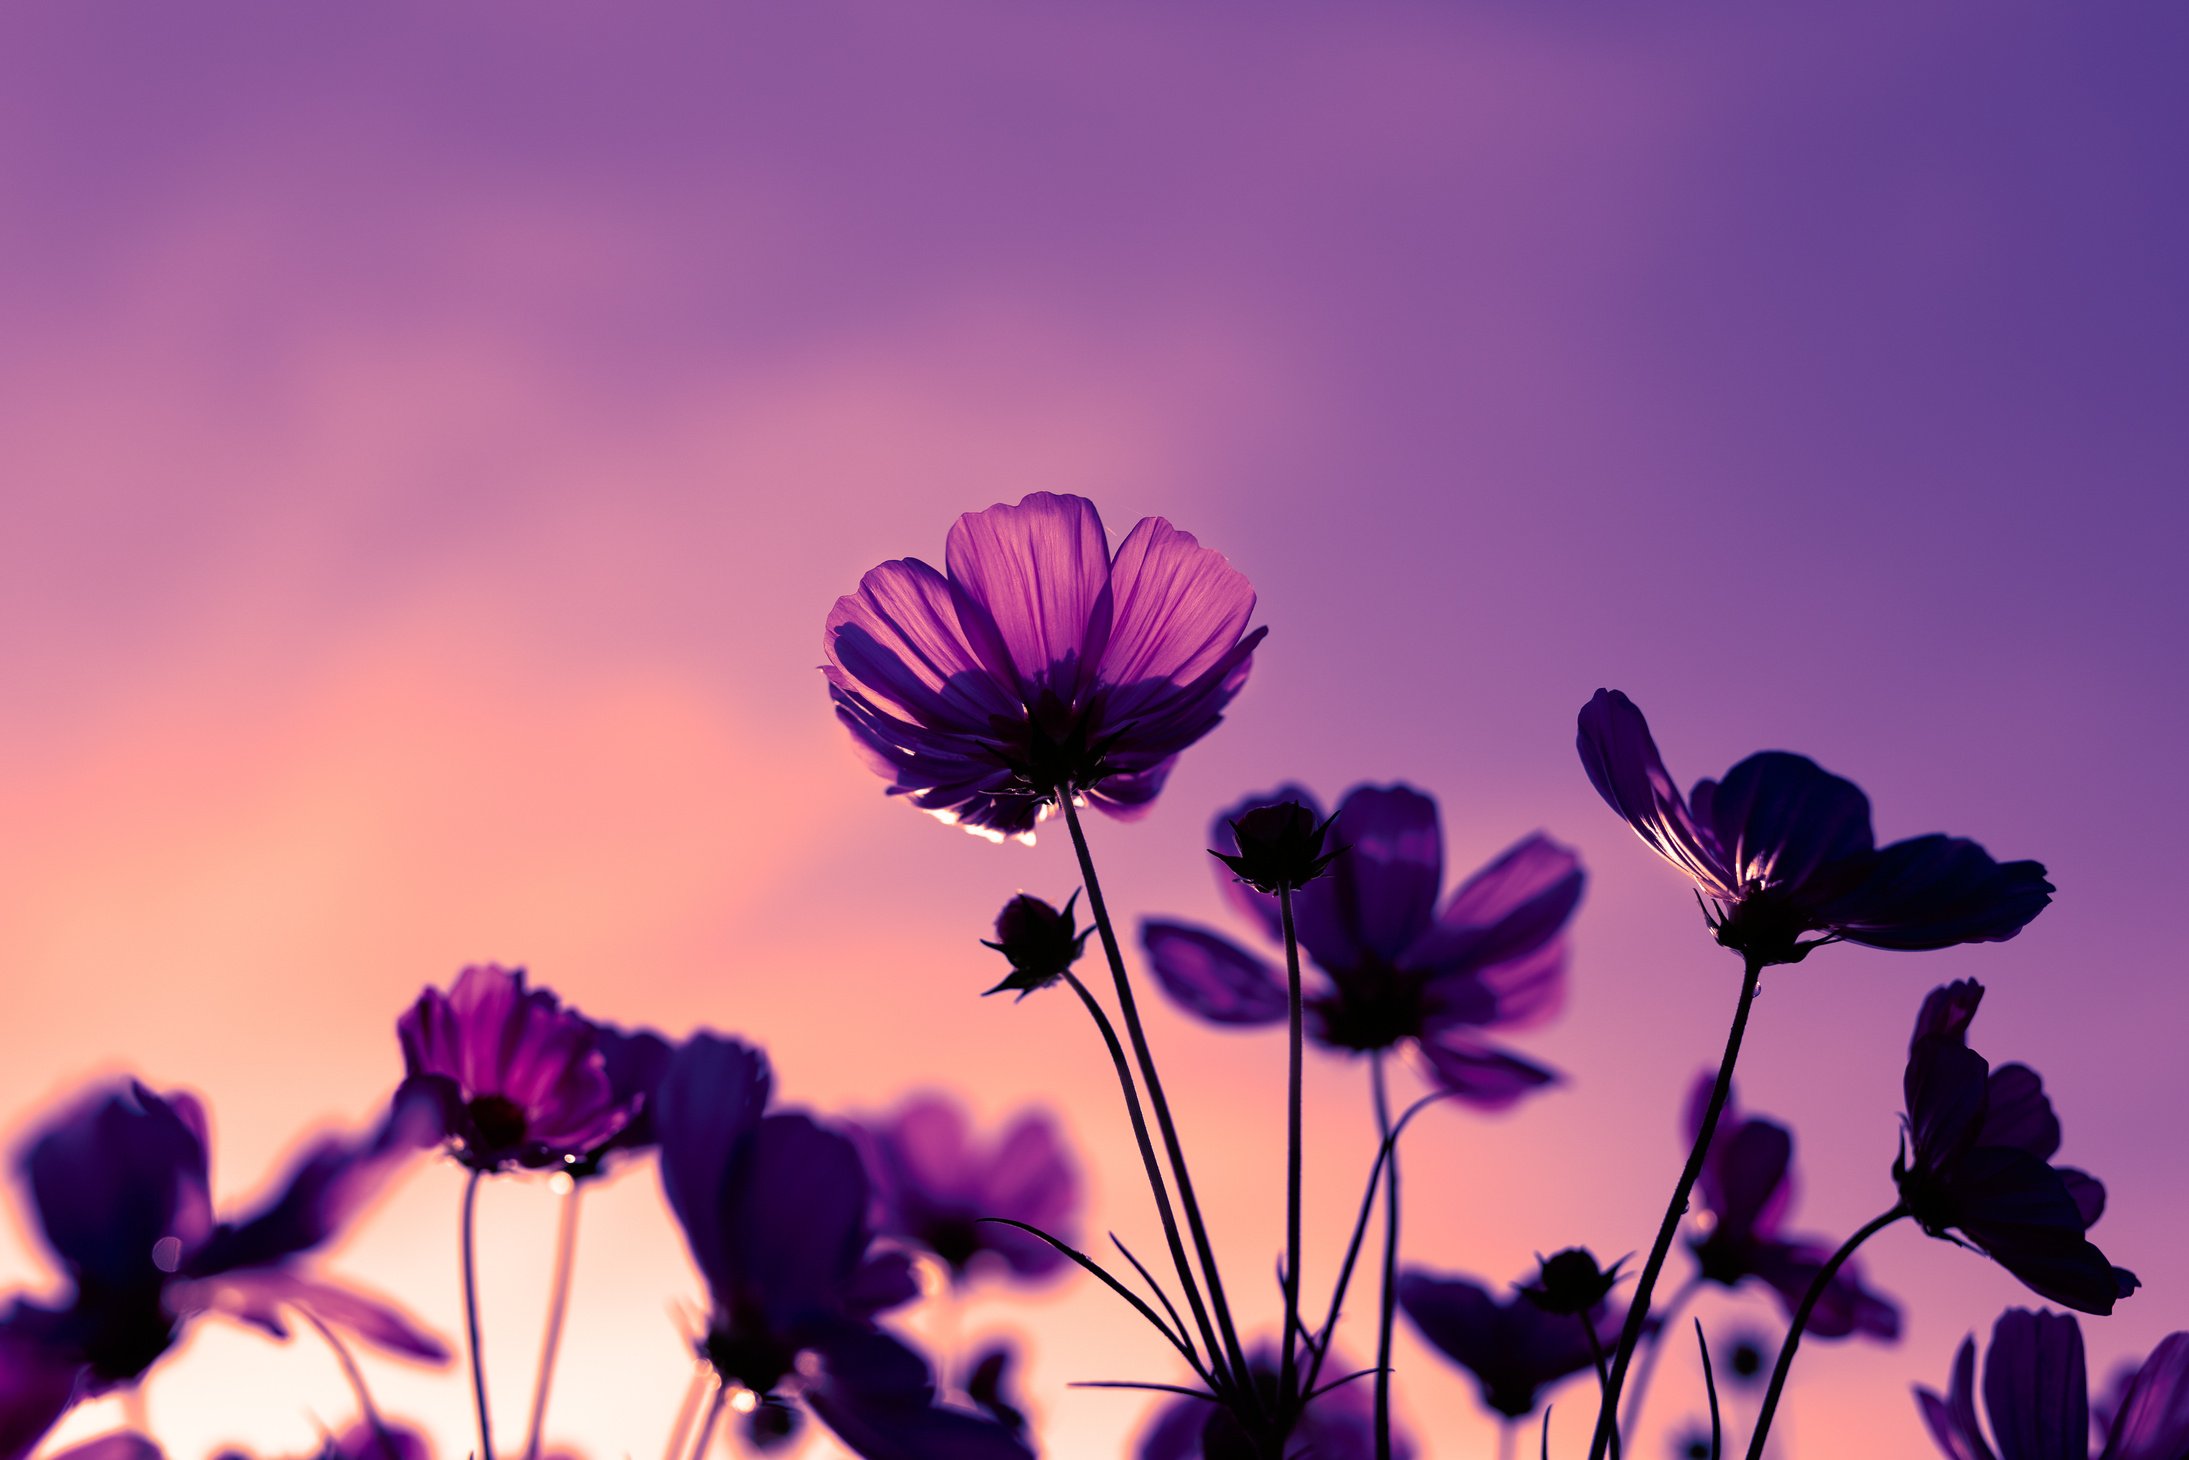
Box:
[523,1182,585,1460]
[1742,1206,1907,1460]
[1062,968,1225,1395]
[1062,796,1255,1410]
[461,1167,495,1460]
[1581,1311,1619,1460]
[1588,954,1764,1460]
[686,1382,726,1460]
[1370,1053,1400,1460]
[1279,885,1306,1419]
[301,1309,398,1460]
[1619,1276,1700,1438]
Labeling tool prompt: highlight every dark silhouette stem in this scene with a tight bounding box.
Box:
[301,1308,398,1460]
[1589,953,1764,1460]
[1371,1052,1400,1460]
[461,1167,495,1460]
[1279,884,1306,1420]
[1743,1205,1907,1460]
[1583,1310,1619,1460]
[1619,1276,1700,1437]
[523,1181,584,1460]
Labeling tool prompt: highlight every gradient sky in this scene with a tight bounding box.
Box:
[3,5,2185,1458]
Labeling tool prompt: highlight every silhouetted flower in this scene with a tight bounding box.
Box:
[1577,689,2053,966]
[1519,1248,1624,1318]
[982,893,1092,1000]
[0,1079,446,1454]
[858,1094,1079,1287]
[563,1022,673,1182]
[965,1343,1031,1437]
[1399,1268,1626,1421]
[1916,1308,2189,1459]
[824,492,1266,840]
[1136,1341,1413,1460]
[397,964,630,1172]
[654,1035,1031,1460]
[1212,800,1341,895]
[1671,1426,1713,1460]
[1682,1074,1900,1341]
[1896,982,2137,1315]
[1144,783,1582,1107]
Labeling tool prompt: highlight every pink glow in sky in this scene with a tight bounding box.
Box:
[3,5,2185,1457]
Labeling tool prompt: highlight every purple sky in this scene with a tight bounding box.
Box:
[3,5,2184,1456]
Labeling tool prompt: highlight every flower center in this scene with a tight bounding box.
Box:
[467,1094,530,1155]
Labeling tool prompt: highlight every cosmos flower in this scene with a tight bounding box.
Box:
[1916,1308,2189,1460]
[981,893,1093,1000]
[1398,1268,1626,1422]
[857,1094,1080,1287]
[1143,783,1583,1107]
[396,964,630,1172]
[1135,1342,1414,1460]
[0,1079,445,1454]
[563,1022,674,1182]
[653,1035,1031,1460]
[1895,981,2137,1315]
[1576,689,2053,966]
[824,492,1266,840]
[1683,1073,1900,1340]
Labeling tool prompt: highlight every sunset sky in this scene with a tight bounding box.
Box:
[3,5,2185,1457]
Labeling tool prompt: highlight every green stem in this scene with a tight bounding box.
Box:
[461,1167,495,1460]
[1371,1052,1400,1460]
[523,1182,584,1460]
[1742,1206,1907,1460]
[1279,885,1306,1420]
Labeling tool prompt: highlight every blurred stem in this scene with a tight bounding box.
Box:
[1743,1205,1907,1460]
[661,1366,709,1460]
[686,1382,726,1460]
[1279,884,1306,1421]
[462,1167,495,1460]
[301,1308,397,1460]
[523,1182,585,1460]
[1370,1052,1399,1460]
[1582,1310,1619,1460]
[1588,953,1764,1460]
[1620,1276,1700,1438]
[1062,794,1256,1415]
[1498,1421,1518,1460]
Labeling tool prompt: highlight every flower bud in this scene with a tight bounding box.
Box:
[1518,1246,1625,1316]
[1210,800,1342,895]
[981,892,1092,1000]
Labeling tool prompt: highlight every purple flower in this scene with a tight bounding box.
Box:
[1143,783,1583,1107]
[1577,689,2052,966]
[824,492,1266,840]
[1136,1342,1413,1460]
[1399,1268,1625,1421]
[1683,1073,1900,1341]
[396,964,630,1172]
[1896,981,2137,1315]
[0,1079,446,1453]
[857,1094,1080,1288]
[654,1035,1031,1460]
[1916,1308,2189,1460]
[565,1022,674,1181]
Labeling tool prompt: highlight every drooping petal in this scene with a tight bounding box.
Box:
[1415,1035,1560,1111]
[1575,690,1735,897]
[945,493,1114,701]
[2101,1332,2189,1460]
[1140,921,1289,1027]
[1694,751,1875,898]
[21,1082,213,1292]
[1822,836,2054,951]
[1402,833,1585,979]
[193,1269,450,1364]
[1906,1037,1994,1177]
[654,1034,774,1305]
[804,1328,1036,1460]
[1294,784,1443,967]
[1948,1148,2139,1315]
[1206,785,1323,942]
[1098,515,1257,692]
[726,1115,874,1336]
[1981,1309,2088,1460]
[1915,1336,1997,1460]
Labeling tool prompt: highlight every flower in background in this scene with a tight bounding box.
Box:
[981,893,1093,1000]
[396,964,630,1172]
[858,1094,1080,1287]
[1576,689,2053,966]
[1398,1268,1624,1422]
[1916,1308,2189,1460]
[0,1079,446,1454]
[824,492,1266,840]
[1682,1073,1900,1341]
[1670,1426,1714,1460]
[654,1035,1032,1459]
[1720,1328,1771,1389]
[1143,783,1583,1107]
[1212,799,1341,895]
[1518,1247,1625,1318]
[1896,981,2137,1315]
[563,1022,674,1182]
[1136,1342,1413,1460]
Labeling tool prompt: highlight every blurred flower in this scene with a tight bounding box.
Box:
[1721,1328,1771,1388]
[1682,1073,1900,1341]
[564,1022,674,1182]
[1212,800,1340,895]
[1518,1248,1624,1318]
[1144,783,1582,1107]
[965,1342,1031,1438]
[1576,689,2053,966]
[654,1035,1031,1459]
[1398,1268,1624,1421]
[0,1079,445,1454]
[1670,1426,1713,1460]
[1895,982,2138,1314]
[1916,1308,2189,1459]
[396,964,630,1172]
[824,491,1266,840]
[858,1094,1079,1287]
[981,893,1092,1000]
[212,1419,434,1460]
[1136,1341,1412,1460]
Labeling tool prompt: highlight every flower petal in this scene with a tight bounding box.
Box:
[1977,1065,2062,1163]
[1097,515,1257,690]
[1981,1309,2088,1460]
[1694,751,1874,898]
[1703,1117,1795,1245]
[1575,690,1734,897]
[726,1115,873,1334]
[1403,833,1585,980]
[20,1082,212,1292]
[1906,1036,1993,1177]
[0,1316,80,1460]
[1948,1148,2139,1314]
[825,558,1021,733]
[1823,836,2054,951]
[1751,1241,1901,1340]
[198,1270,450,1364]
[1913,980,1986,1050]
[945,492,1113,700]
[1414,1035,1560,1111]
[1295,784,1442,967]
[654,1033,774,1305]
[2101,1332,2189,1460]
[1914,1335,1996,1460]
[1140,920,1289,1027]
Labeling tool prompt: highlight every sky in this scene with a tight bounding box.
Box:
[2,3,2185,1457]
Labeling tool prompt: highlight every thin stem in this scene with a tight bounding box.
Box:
[1279,884,1306,1420]
[686,1382,726,1460]
[1582,1311,1619,1460]
[461,1167,495,1460]
[1619,1276,1700,1438]
[1696,1319,1721,1460]
[661,1365,709,1460]
[301,1309,398,1460]
[1588,954,1765,1460]
[1498,1421,1518,1460]
[1370,1052,1400,1460]
[1062,796,1255,1409]
[523,1183,585,1460]
[1742,1206,1907,1460]
[1062,968,1226,1394]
